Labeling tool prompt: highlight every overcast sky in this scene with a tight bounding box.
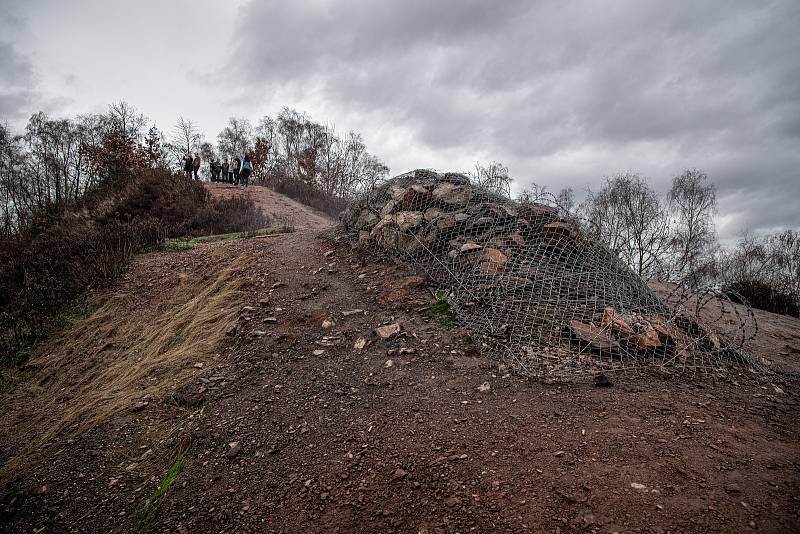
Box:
[1,0,798,241]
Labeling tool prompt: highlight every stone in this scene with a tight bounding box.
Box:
[353,337,367,350]
[225,322,238,336]
[707,331,721,350]
[411,183,429,194]
[478,382,491,392]
[432,182,473,206]
[394,211,424,231]
[380,200,396,217]
[226,442,241,459]
[630,482,647,490]
[436,213,457,230]
[355,209,379,229]
[313,349,325,356]
[424,207,444,221]
[130,401,149,413]
[480,248,507,274]
[388,184,407,201]
[553,450,565,457]
[375,323,401,339]
[569,320,619,351]
[258,298,270,307]
[594,373,613,387]
[637,327,661,349]
[384,359,394,368]
[459,242,483,253]
[542,220,579,239]
[724,483,742,493]
[519,203,559,221]
[321,319,335,329]
[392,468,408,480]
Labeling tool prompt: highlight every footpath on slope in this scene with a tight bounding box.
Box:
[0,185,798,533]
[204,182,334,231]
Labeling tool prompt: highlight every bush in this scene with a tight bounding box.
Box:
[181,196,268,237]
[726,279,799,317]
[0,169,266,364]
[259,174,347,218]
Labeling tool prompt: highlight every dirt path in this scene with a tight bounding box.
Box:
[204,182,334,231]
[1,225,799,532]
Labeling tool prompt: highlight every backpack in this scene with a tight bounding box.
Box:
[243,159,252,171]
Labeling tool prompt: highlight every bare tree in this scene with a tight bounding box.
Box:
[768,229,800,307]
[668,169,718,280]
[105,101,146,143]
[556,187,575,212]
[581,173,671,278]
[516,183,550,203]
[471,161,512,198]
[217,117,253,161]
[171,116,203,161]
[720,230,800,317]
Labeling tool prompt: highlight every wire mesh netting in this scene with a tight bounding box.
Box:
[340,169,768,379]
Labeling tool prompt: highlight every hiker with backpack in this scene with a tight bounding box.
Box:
[239,154,253,187]
[192,154,202,180]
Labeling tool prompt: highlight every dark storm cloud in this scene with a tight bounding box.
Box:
[3,0,795,240]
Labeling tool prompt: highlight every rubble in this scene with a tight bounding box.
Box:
[341,169,762,379]
[374,323,401,339]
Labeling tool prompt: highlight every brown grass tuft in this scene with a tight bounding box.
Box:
[0,252,252,486]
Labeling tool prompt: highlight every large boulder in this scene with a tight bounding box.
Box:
[432,182,474,206]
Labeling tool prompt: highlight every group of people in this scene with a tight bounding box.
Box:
[182,153,254,187]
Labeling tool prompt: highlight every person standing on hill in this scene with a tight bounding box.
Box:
[240,154,253,188]
[221,158,229,183]
[192,154,202,180]
[232,156,241,185]
[183,154,193,178]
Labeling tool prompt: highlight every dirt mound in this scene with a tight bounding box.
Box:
[204,182,334,231]
[341,169,763,379]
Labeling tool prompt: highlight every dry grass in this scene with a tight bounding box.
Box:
[0,252,252,486]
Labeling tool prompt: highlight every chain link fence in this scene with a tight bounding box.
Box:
[341,169,766,379]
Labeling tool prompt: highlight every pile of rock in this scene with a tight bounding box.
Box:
[341,170,581,280]
[341,169,745,377]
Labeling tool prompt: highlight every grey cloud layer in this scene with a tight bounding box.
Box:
[0,40,39,120]
[0,0,796,240]
[227,0,800,238]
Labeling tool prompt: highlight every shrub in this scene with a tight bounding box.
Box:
[0,169,266,365]
[726,279,799,317]
[259,174,347,218]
